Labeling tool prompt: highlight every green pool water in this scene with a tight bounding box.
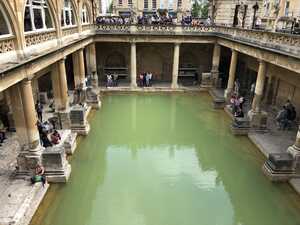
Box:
[31,93,300,225]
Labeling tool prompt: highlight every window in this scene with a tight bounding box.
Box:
[0,5,10,35]
[81,4,89,24]
[61,0,76,27]
[144,0,148,9]
[177,0,182,8]
[118,0,122,6]
[128,0,133,6]
[152,0,156,9]
[285,1,290,17]
[24,0,53,32]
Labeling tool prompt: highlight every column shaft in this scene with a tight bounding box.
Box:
[227,50,238,91]
[172,43,180,89]
[252,60,267,112]
[20,80,40,149]
[130,42,137,87]
[212,43,221,72]
[58,59,69,110]
[78,48,86,85]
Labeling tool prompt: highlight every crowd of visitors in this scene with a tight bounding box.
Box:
[137,15,174,25]
[96,16,132,25]
[139,72,153,87]
[276,100,297,130]
[181,16,212,26]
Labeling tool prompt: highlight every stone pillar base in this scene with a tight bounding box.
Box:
[247,110,268,130]
[171,83,178,89]
[262,153,299,182]
[16,146,43,177]
[42,146,71,183]
[224,88,233,102]
[56,109,71,129]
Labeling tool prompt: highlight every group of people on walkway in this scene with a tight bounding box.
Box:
[139,72,153,87]
[96,16,132,25]
[276,100,297,130]
[35,100,62,148]
[106,73,119,87]
[137,15,174,26]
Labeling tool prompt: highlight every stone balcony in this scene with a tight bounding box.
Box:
[96,24,300,59]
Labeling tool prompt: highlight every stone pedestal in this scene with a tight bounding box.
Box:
[230,117,251,135]
[262,153,296,182]
[56,109,71,129]
[247,110,268,131]
[42,146,71,183]
[209,89,225,109]
[70,105,90,135]
[16,146,43,177]
[200,72,213,88]
[287,142,300,171]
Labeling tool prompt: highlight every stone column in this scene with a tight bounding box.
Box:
[248,60,268,129]
[87,43,99,88]
[78,48,86,87]
[211,43,221,87]
[263,74,273,105]
[224,50,238,100]
[53,59,71,129]
[172,43,180,89]
[20,80,40,150]
[73,49,86,88]
[4,90,15,131]
[251,60,267,112]
[58,59,69,110]
[130,42,137,88]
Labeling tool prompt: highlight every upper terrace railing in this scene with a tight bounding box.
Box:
[96,23,300,58]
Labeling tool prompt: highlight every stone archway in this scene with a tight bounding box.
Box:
[137,49,164,81]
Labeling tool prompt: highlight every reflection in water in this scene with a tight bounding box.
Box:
[31,94,300,225]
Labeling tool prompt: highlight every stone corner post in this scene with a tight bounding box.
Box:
[172,43,180,89]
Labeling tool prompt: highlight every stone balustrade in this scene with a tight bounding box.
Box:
[96,24,300,57]
[0,35,15,53]
[62,26,79,37]
[25,29,57,47]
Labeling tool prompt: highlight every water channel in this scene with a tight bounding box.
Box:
[31,93,300,225]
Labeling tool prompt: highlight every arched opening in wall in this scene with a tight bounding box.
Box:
[65,54,75,90]
[179,51,199,86]
[219,47,231,89]
[103,52,128,83]
[137,50,164,82]
[81,4,90,25]
[0,4,11,35]
[24,0,54,32]
[61,0,76,27]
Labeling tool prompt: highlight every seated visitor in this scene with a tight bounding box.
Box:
[31,164,46,186]
[51,130,61,145]
[41,132,53,148]
[276,106,288,130]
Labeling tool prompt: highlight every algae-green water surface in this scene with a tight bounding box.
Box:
[31,93,300,225]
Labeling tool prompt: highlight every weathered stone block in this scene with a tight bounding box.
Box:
[42,146,71,183]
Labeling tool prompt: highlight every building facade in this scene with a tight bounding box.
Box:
[261,0,300,31]
[209,0,263,28]
[112,0,192,18]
